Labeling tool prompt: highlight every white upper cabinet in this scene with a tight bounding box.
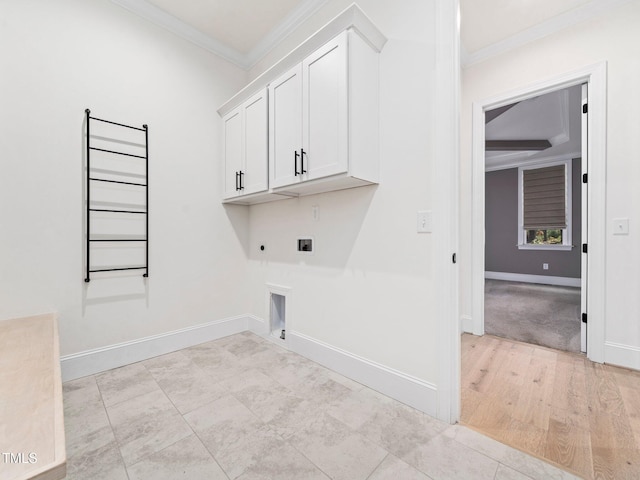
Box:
[222,89,268,199]
[270,32,348,189]
[303,32,348,182]
[269,29,379,196]
[218,5,386,204]
[223,109,242,198]
[269,64,303,189]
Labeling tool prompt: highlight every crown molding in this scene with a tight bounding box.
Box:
[246,0,331,67]
[217,4,386,117]
[110,0,331,70]
[109,0,245,66]
[462,0,633,68]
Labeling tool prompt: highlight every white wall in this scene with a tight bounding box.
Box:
[0,0,457,413]
[460,2,640,368]
[0,0,249,356]
[244,0,440,384]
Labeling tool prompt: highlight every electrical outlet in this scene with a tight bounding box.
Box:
[543,263,549,270]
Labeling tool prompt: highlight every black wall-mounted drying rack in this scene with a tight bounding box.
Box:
[84,109,149,282]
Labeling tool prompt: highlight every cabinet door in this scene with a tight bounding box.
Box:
[242,89,268,195]
[223,108,242,198]
[269,64,302,189]
[302,31,348,180]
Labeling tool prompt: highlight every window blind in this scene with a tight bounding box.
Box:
[523,164,566,229]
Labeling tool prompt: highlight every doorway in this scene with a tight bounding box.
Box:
[458,63,608,472]
[468,63,607,368]
[483,85,584,353]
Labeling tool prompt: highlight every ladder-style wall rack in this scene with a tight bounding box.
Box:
[85,109,149,282]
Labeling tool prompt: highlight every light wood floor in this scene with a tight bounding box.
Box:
[461,333,640,480]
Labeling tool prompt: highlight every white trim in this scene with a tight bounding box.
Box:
[247,314,266,334]
[61,313,440,418]
[435,0,461,424]
[485,151,581,172]
[461,314,473,334]
[462,0,633,67]
[109,0,246,67]
[471,62,607,363]
[288,331,438,417]
[265,284,292,346]
[246,0,331,67]
[60,315,249,381]
[517,244,573,251]
[485,271,581,287]
[217,5,387,117]
[604,341,640,370]
[517,158,573,249]
[109,0,331,70]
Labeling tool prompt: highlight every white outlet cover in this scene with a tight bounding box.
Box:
[417,211,432,233]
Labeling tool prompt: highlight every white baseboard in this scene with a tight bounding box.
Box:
[60,315,249,381]
[62,313,439,418]
[247,314,267,335]
[604,341,640,370]
[461,315,473,334]
[485,271,581,287]
[287,331,438,417]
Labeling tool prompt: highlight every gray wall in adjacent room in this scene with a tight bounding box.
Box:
[485,158,582,279]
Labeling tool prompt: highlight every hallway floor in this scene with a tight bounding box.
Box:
[63,332,578,479]
[462,333,640,480]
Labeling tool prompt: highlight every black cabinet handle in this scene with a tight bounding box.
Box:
[294,150,300,176]
[235,171,239,191]
[239,171,244,190]
[300,149,306,174]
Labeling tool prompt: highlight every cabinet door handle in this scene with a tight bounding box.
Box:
[300,149,307,174]
[294,151,300,176]
[235,171,239,191]
[239,170,244,190]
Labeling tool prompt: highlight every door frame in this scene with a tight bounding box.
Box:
[435,0,460,424]
[470,63,607,364]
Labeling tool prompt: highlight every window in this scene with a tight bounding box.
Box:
[517,159,572,250]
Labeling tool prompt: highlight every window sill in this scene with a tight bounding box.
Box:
[517,244,574,251]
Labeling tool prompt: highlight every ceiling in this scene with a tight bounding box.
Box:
[111,0,630,70]
[460,0,592,53]
[145,0,308,54]
[485,85,583,171]
[110,0,330,69]
[460,0,630,65]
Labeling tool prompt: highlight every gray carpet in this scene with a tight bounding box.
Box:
[484,279,581,352]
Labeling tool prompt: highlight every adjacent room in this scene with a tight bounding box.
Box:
[484,85,584,353]
[2,1,640,479]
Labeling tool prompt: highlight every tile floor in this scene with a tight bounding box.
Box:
[63,332,581,479]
